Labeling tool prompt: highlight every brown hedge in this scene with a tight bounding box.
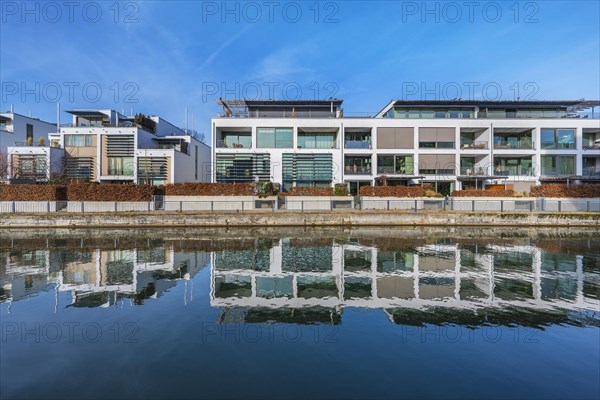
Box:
[451,190,515,197]
[282,187,334,196]
[530,184,600,198]
[67,184,160,201]
[165,183,255,196]
[0,184,67,201]
[360,186,425,197]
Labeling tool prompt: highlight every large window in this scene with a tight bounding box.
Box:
[494,158,533,176]
[216,153,271,183]
[541,129,575,149]
[257,128,293,148]
[220,132,252,148]
[282,154,332,191]
[541,155,575,176]
[377,155,414,174]
[107,157,134,176]
[65,134,93,147]
[297,132,336,149]
[345,156,372,175]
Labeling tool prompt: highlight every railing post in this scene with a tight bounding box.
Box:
[558,200,562,212]
[529,201,533,212]
[148,202,151,212]
[114,201,118,212]
[301,200,304,213]
[11,201,15,214]
[47,201,50,213]
[500,200,504,213]
[81,201,84,213]
[387,200,390,210]
[472,200,475,212]
[414,199,417,211]
[179,201,183,212]
[211,201,214,212]
[587,200,590,213]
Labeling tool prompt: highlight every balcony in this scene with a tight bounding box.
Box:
[493,140,534,150]
[460,141,488,150]
[540,168,575,177]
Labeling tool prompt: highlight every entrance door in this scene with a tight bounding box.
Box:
[348,181,371,196]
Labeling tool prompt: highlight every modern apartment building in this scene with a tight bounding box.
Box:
[8,109,211,184]
[212,99,600,194]
[0,111,57,179]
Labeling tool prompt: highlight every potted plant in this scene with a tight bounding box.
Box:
[26,137,33,146]
[38,137,45,146]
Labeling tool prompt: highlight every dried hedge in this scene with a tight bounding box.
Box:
[165,183,255,196]
[530,184,600,198]
[0,184,67,201]
[282,187,334,196]
[451,190,515,197]
[360,186,425,197]
[67,184,160,201]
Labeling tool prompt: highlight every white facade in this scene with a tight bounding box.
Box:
[7,109,211,183]
[212,100,600,194]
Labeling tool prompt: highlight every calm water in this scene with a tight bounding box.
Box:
[1,227,599,400]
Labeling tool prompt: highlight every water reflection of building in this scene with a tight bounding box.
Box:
[211,238,599,324]
[0,240,210,308]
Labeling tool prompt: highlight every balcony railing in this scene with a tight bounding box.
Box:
[420,169,455,175]
[459,167,489,176]
[217,140,250,149]
[376,167,414,175]
[583,167,600,176]
[345,140,371,149]
[460,141,488,150]
[345,165,372,175]
[494,167,534,176]
[107,167,135,176]
[541,168,576,177]
[493,140,534,150]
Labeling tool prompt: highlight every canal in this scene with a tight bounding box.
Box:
[1,227,599,399]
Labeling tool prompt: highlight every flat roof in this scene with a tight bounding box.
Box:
[376,99,600,117]
[218,99,343,107]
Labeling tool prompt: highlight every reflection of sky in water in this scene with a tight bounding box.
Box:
[1,229,599,399]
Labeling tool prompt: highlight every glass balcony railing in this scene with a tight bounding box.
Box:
[217,139,251,149]
[493,140,534,150]
[460,167,489,176]
[541,168,576,177]
[583,167,600,176]
[345,140,371,149]
[345,165,372,175]
[494,167,534,176]
[460,141,488,150]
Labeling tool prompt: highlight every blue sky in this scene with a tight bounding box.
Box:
[1,0,599,139]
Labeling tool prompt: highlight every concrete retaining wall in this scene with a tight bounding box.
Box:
[360,197,444,211]
[66,202,155,213]
[542,198,600,213]
[1,212,598,228]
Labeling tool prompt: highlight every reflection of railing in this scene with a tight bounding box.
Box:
[541,168,576,177]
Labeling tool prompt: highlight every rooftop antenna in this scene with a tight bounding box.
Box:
[192,112,195,136]
[56,103,60,132]
[185,106,188,134]
[10,104,13,113]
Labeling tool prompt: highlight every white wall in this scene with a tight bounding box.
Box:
[213,116,600,189]
[0,113,56,153]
